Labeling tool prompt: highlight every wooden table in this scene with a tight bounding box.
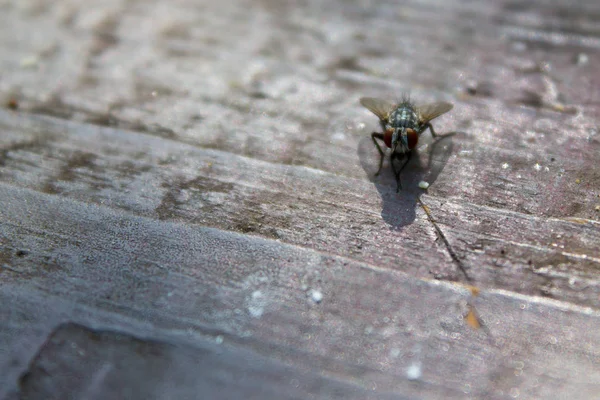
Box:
[1,0,599,398]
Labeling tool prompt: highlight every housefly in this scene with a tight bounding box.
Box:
[360,96,453,192]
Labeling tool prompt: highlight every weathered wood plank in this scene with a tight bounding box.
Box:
[1,0,598,221]
[1,111,599,308]
[1,185,600,399]
[1,0,600,398]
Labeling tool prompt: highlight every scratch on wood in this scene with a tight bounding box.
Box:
[418,197,472,283]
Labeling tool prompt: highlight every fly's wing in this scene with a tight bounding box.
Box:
[360,97,396,121]
[415,102,453,124]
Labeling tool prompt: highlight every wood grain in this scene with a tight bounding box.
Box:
[1,0,599,398]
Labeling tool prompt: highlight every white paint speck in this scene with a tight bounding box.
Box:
[418,181,430,189]
[248,290,266,318]
[310,289,323,303]
[20,55,39,68]
[406,363,422,380]
[576,53,589,66]
[332,132,346,141]
[502,163,510,169]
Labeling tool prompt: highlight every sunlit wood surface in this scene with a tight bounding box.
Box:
[1,0,599,398]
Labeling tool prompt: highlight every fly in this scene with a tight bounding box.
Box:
[360,96,453,192]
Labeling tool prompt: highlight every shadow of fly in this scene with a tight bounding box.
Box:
[360,96,454,192]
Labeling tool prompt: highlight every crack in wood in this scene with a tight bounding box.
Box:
[418,198,472,283]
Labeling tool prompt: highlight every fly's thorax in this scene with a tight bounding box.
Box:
[389,105,419,131]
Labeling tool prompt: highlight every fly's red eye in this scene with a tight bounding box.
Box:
[383,128,394,148]
[406,128,418,149]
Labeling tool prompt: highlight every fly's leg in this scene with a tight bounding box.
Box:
[424,122,438,138]
[390,152,401,192]
[371,132,385,176]
[424,123,456,139]
[391,151,412,192]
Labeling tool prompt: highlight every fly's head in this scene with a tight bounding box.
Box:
[384,125,419,154]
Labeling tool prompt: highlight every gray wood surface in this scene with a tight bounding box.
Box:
[1,0,599,399]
